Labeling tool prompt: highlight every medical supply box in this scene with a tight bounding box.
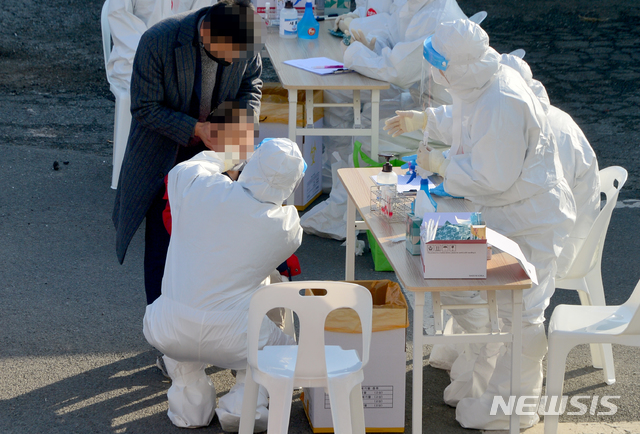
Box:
[257,82,324,210]
[303,280,408,433]
[420,212,487,279]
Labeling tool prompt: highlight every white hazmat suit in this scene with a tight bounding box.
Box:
[386,19,576,429]
[499,53,600,279]
[107,0,215,90]
[143,139,305,430]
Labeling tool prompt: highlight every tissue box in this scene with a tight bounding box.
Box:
[420,212,487,279]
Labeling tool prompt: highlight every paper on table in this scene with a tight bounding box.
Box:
[283,57,352,75]
[486,227,538,284]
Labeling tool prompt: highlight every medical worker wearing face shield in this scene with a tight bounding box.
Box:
[385,19,576,429]
[142,138,305,431]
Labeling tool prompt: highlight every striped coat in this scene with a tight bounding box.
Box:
[112,7,262,264]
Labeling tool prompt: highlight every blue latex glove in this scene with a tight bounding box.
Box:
[431,183,463,199]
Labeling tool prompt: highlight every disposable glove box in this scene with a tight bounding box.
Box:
[420,212,487,279]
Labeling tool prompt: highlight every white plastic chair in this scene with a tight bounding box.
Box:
[101,0,132,190]
[555,166,628,385]
[239,281,373,434]
[544,278,640,434]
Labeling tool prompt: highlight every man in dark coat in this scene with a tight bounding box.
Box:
[112,0,264,305]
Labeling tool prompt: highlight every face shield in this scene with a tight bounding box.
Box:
[419,35,450,110]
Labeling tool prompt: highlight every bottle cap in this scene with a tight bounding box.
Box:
[285,0,293,8]
[378,153,395,173]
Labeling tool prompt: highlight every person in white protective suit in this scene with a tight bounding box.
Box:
[499,52,600,278]
[143,138,306,431]
[384,19,576,429]
[106,0,215,91]
[300,0,477,240]
[427,52,602,402]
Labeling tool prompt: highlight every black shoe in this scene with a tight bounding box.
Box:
[156,355,171,379]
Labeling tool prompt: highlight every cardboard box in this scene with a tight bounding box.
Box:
[258,83,324,210]
[303,280,407,433]
[420,212,487,279]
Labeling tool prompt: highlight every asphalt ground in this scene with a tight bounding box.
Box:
[1,0,640,433]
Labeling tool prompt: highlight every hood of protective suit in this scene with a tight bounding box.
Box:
[238,138,305,206]
[499,53,551,114]
[431,19,500,101]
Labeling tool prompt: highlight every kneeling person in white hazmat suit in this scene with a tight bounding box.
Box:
[143,137,306,430]
[384,19,576,429]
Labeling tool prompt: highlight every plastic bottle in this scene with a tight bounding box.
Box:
[298,0,319,39]
[279,1,298,39]
[377,154,398,218]
[263,2,271,26]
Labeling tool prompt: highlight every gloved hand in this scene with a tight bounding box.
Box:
[350,29,377,51]
[334,12,358,35]
[416,141,449,174]
[383,110,428,137]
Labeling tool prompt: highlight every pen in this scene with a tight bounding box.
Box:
[313,64,345,69]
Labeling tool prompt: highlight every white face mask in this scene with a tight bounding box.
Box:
[431,66,450,87]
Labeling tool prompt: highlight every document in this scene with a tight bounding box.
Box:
[283,57,353,75]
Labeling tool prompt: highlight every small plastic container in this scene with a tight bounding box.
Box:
[263,2,271,26]
[297,0,319,39]
[279,1,298,39]
[376,154,398,218]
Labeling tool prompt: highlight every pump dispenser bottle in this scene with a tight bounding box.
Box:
[297,0,319,39]
[377,154,397,217]
[279,1,298,38]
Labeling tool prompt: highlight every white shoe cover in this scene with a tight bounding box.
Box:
[163,356,216,428]
[216,370,269,432]
[455,323,547,430]
[443,340,501,407]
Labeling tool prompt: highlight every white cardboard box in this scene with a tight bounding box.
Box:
[420,212,487,279]
[302,327,406,433]
[420,239,487,279]
[257,83,324,210]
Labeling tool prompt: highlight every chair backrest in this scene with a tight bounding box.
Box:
[101,0,112,78]
[247,281,373,380]
[564,166,628,279]
[620,278,640,335]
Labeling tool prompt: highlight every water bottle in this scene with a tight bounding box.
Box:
[279,0,298,39]
[297,0,319,39]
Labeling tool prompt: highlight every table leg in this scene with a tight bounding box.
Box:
[509,289,523,434]
[287,88,297,142]
[345,194,356,280]
[412,292,425,434]
[371,89,380,159]
[353,90,361,129]
[305,90,314,127]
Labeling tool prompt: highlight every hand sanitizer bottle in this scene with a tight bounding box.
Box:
[377,154,397,218]
[297,0,319,39]
[279,1,298,38]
